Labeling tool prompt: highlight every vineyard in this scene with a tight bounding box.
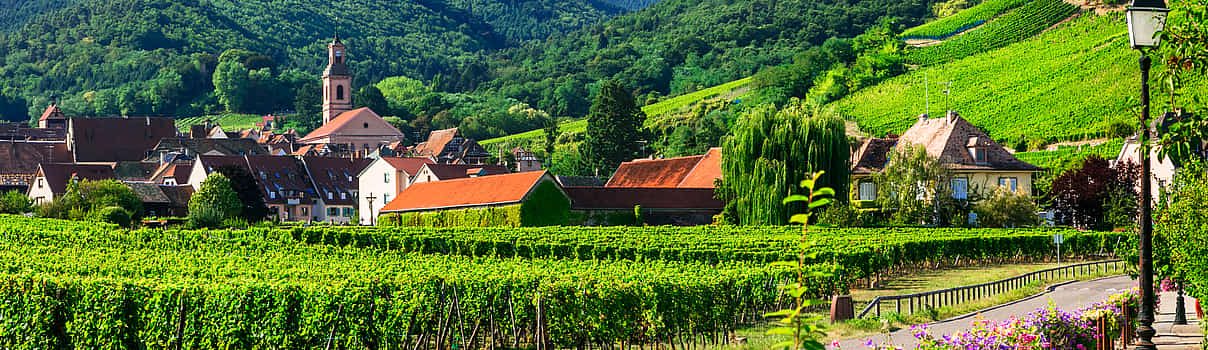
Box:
[901,0,1032,39]
[0,215,1125,348]
[1014,139,1125,170]
[480,77,750,150]
[833,13,1153,144]
[174,114,265,132]
[904,0,1080,66]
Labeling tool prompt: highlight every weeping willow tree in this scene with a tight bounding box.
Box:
[720,100,850,225]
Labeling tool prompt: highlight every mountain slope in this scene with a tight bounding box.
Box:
[0,0,624,120]
[481,0,933,116]
[832,13,1143,145]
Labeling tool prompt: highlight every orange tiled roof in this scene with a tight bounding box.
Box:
[299,107,403,142]
[380,171,551,213]
[606,155,704,188]
[677,147,722,188]
[39,104,65,121]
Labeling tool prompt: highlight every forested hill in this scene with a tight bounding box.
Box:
[0,0,622,120]
[478,0,932,118]
[0,0,82,31]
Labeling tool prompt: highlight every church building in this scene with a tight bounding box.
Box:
[298,34,407,155]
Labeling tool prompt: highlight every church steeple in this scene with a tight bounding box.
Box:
[322,33,352,125]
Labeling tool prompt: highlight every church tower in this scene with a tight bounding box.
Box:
[322,33,353,125]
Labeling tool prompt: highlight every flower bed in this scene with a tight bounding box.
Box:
[843,289,1143,350]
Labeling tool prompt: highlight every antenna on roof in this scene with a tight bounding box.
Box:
[49,94,58,106]
[923,72,930,118]
[941,81,953,113]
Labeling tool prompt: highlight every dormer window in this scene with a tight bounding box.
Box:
[968,147,987,164]
[327,192,333,200]
[966,137,988,165]
[341,192,347,200]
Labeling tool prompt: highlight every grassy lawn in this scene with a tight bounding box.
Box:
[712,260,1125,349]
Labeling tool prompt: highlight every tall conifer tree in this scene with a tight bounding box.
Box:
[582,80,647,175]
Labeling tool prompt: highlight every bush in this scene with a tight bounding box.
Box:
[974,188,1039,228]
[0,190,31,214]
[378,206,523,228]
[93,206,131,227]
[1106,121,1135,139]
[817,203,862,227]
[519,180,571,226]
[34,180,142,223]
[188,173,242,228]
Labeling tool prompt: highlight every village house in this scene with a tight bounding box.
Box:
[67,116,177,162]
[189,154,370,222]
[27,163,116,204]
[144,138,271,162]
[146,158,192,186]
[302,156,371,224]
[850,111,1045,201]
[408,128,491,165]
[410,163,510,184]
[510,147,543,172]
[357,156,435,225]
[1115,109,1200,201]
[606,147,722,188]
[37,103,67,129]
[0,141,72,193]
[124,182,194,217]
[554,147,726,225]
[379,170,563,215]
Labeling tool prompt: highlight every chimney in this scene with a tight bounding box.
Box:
[946,110,959,124]
[918,114,929,124]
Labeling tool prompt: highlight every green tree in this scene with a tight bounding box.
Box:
[189,173,242,228]
[719,100,850,225]
[973,188,1038,227]
[543,118,560,162]
[0,190,32,214]
[214,165,268,222]
[213,60,250,112]
[872,143,953,226]
[581,80,647,175]
[355,85,390,115]
[76,180,143,219]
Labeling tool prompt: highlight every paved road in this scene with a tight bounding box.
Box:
[837,275,1137,349]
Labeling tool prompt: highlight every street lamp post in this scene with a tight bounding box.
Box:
[1126,0,1169,349]
[366,194,378,227]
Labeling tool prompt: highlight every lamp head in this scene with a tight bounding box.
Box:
[1127,0,1171,49]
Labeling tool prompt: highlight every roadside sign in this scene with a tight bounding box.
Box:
[1053,234,1064,244]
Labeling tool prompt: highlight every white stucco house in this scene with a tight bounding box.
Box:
[357,157,434,225]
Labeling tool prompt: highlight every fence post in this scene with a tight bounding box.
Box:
[897,298,902,315]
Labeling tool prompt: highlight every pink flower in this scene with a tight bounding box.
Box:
[831,340,841,349]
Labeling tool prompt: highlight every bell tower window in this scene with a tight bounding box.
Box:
[337,85,344,101]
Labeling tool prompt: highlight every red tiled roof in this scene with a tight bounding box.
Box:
[380,157,435,175]
[606,155,704,188]
[0,142,71,182]
[69,117,177,162]
[299,107,404,142]
[39,105,65,121]
[850,138,898,174]
[380,171,552,213]
[421,163,509,181]
[677,147,722,188]
[38,163,116,195]
[150,162,193,183]
[563,187,724,210]
[895,113,1044,172]
[410,128,459,158]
